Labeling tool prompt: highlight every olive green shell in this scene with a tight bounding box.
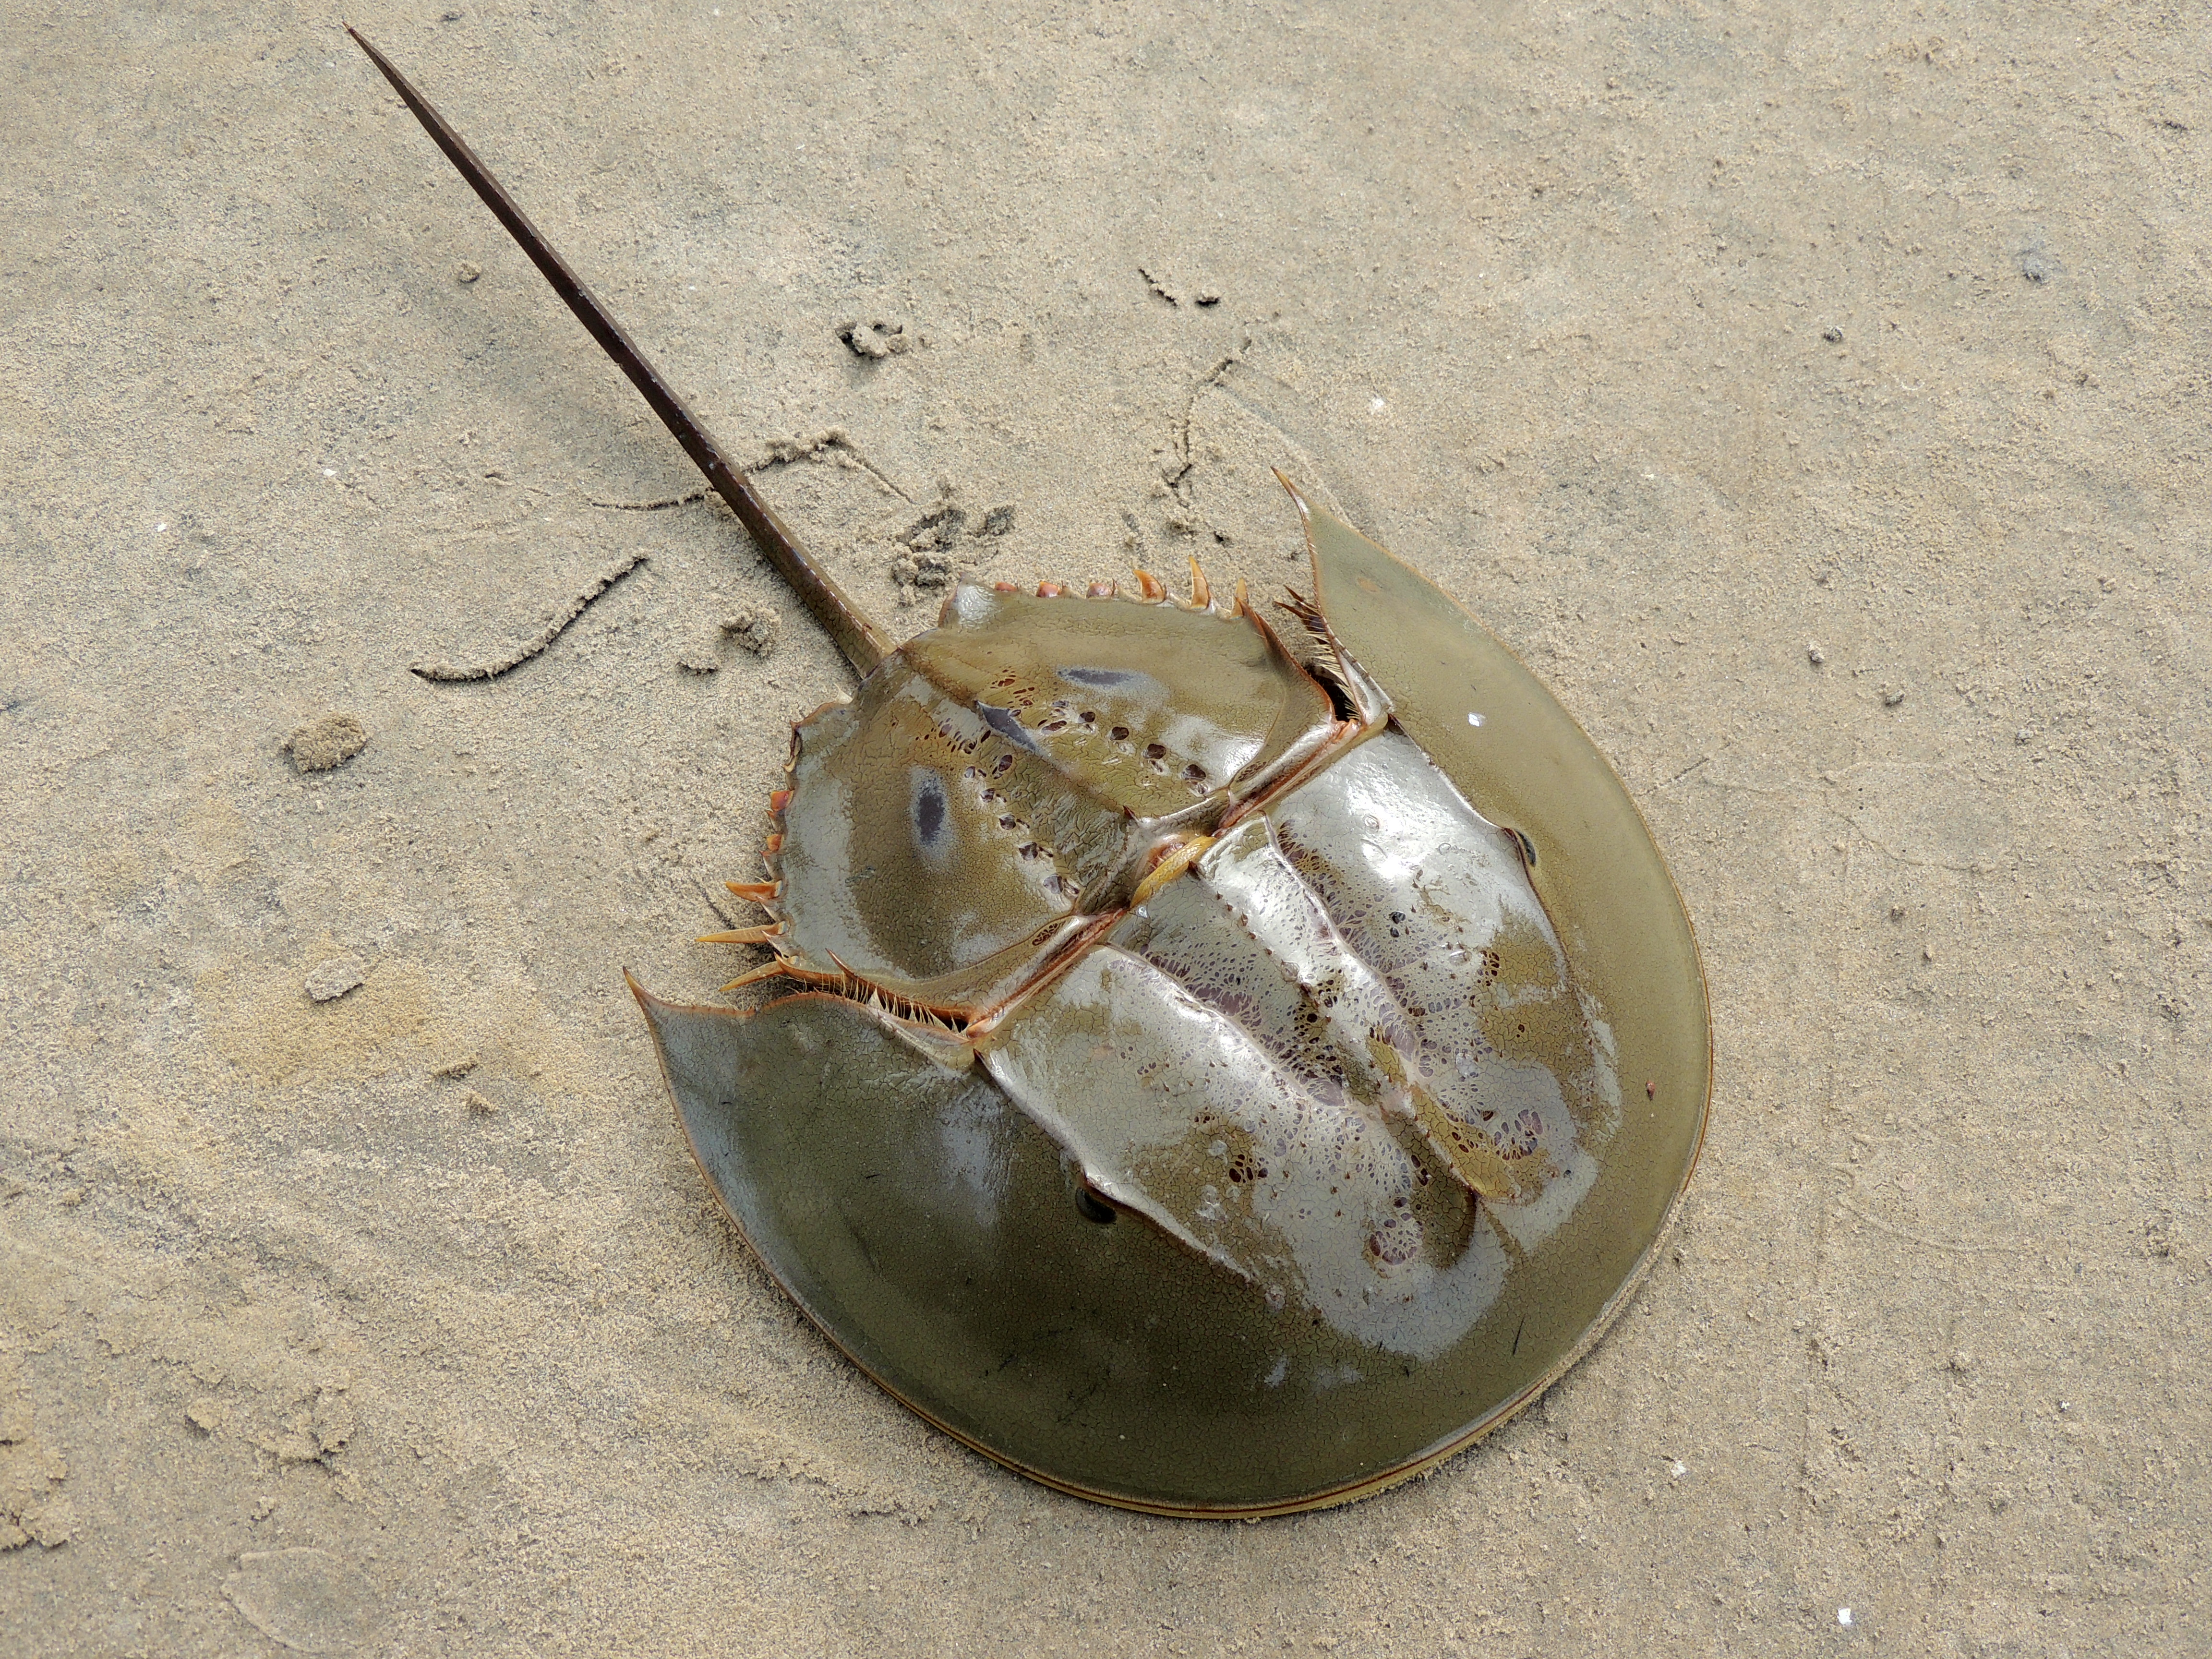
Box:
[634,493,1709,1515]
[337,22,1708,1520]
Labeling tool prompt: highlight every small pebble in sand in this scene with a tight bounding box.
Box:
[1883,686,1907,707]
[1806,642,1826,666]
[283,712,370,773]
[890,547,953,604]
[455,260,481,284]
[674,633,721,674]
[837,319,909,359]
[305,958,365,1002]
[720,605,781,657]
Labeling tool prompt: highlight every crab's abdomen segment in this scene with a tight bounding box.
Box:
[975,726,1614,1354]
[763,584,1339,1017]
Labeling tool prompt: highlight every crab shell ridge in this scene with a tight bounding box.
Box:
[634,493,1709,1516]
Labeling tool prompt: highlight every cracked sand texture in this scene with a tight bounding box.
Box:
[2,2,2207,1653]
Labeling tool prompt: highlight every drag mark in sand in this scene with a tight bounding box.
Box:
[409,550,647,682]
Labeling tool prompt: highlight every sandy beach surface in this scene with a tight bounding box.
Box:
[4,2,2206,1652]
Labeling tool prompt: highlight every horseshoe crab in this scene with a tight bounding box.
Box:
[352,30,1710,1516]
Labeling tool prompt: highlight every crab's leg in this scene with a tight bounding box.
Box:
[697,924,786,947]
[347,26,894,676]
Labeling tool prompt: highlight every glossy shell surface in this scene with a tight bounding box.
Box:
[342,23,1707,1518]
[637,495,1710,1516]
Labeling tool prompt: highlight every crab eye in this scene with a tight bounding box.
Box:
[909,770,951,856]
[1073,1187,1117,1225]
